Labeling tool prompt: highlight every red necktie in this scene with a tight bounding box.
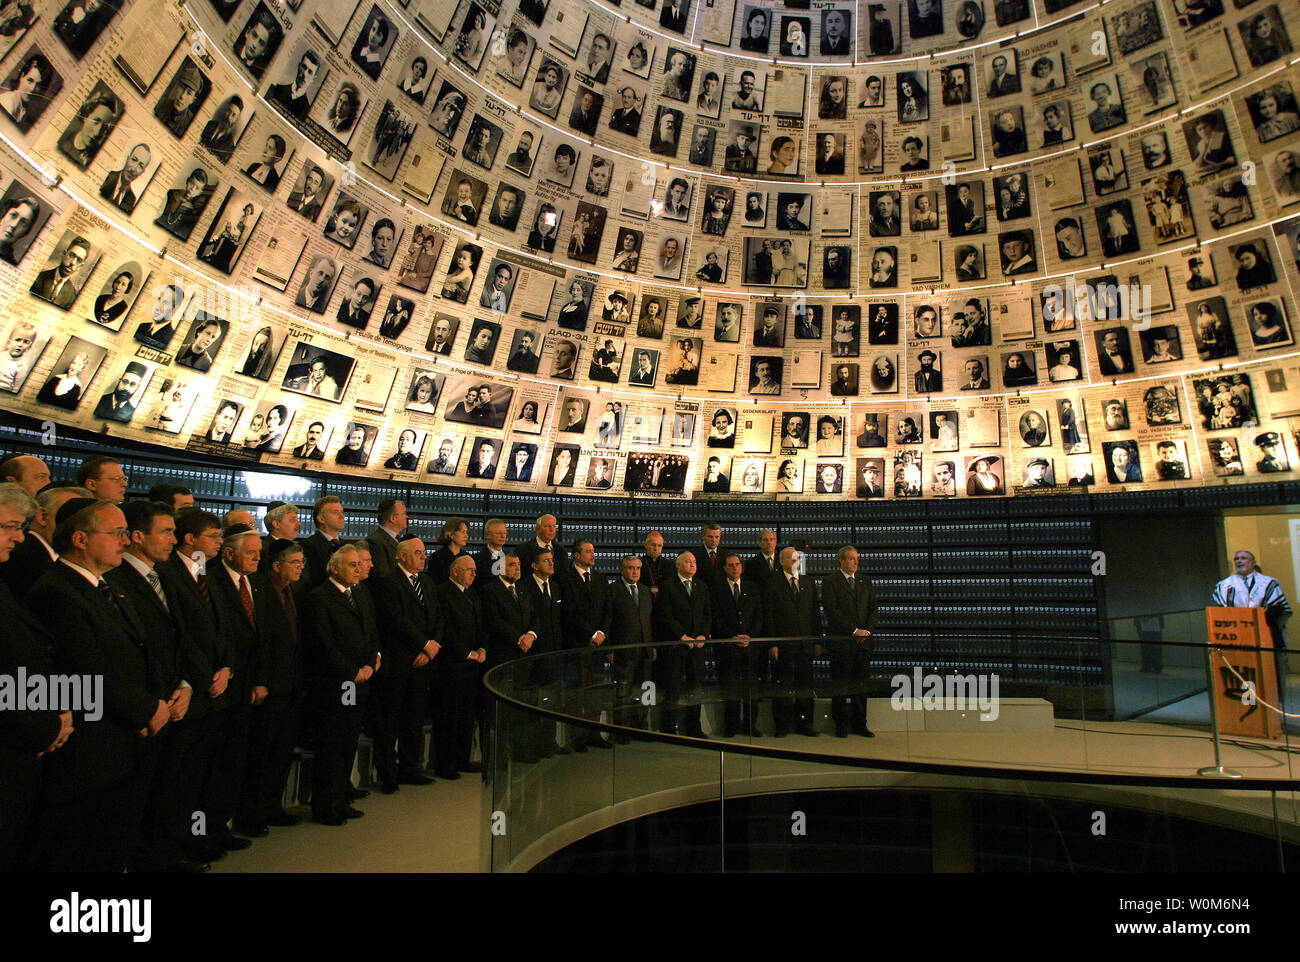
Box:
[239,575,255,626]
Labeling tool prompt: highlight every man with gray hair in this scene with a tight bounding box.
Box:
[1213,549,1292,701]
[0,482,70,871]
[0,482,88,596]
[432,554,486,777]
[259,500,300,569]
[370,535,440,792]
[653,550,711,736]
[307,543,380,824]
[200,523,266,849]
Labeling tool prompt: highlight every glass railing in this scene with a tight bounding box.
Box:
[480,636,1300,872]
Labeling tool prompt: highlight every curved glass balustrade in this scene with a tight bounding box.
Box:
[480,636,1300,872]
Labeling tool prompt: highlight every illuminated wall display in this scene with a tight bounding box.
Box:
[0,0,1297,500]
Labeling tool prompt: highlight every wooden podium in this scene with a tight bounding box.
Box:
[1204,607,1283,739]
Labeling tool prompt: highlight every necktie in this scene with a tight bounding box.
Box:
[345,586,357,612]
[733,583,740,604]
[709,551,715,565]
[508,582,518,602]
[281,584,297,636]
[239,575,255,626]
[630,583,638,604]
[410,573,424,602]
[146,568,169,611]
[583,571,590,587]
[791,576,799,595]
[685,579,692,598]
[196,571,214,613]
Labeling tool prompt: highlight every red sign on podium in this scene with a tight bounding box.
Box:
[1205,607,1282,740]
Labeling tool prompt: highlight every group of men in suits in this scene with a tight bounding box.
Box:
[476,518,880,742]
[0,452,883,872]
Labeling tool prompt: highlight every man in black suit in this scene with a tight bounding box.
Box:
[156,508,230,862]
[0,483,69,872]
[299,495,346,588]
[482,550,540,757]
[640,530,670,607]
[820,545,878,738]
[105,501,207,872]
[653,551,711,736]
[0,483,85,597]
[267,50,319,118]
[433,556,487,777]
[26,498,171,873]
[100,142,151,213]
[660,0,689,32]
[690,522,728,600]
[200,523,268,849]
[712,552,765,737]
[517,547,566,756]
[474,517,510,584]
[306,544,379,824]
[561,539,611,750]
[743,528,780,590]
[371,536,439,791]
[604,555,653,737]
[239,538,305,834]
[516,512,568,573]
[764,546,822,737]
[365,498,405,579]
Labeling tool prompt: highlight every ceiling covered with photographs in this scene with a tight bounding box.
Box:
[0,0,1297,499]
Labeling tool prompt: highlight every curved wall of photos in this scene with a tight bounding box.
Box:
[0,0,1298,499]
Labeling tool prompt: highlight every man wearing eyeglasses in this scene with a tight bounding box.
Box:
[75,454,128,503]
[25,496,171,872]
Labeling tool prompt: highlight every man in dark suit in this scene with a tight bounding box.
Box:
[690,523,728,600]
[26,498,171,873]
[30,235,90,308]
[100,142,151,213]
[516,512,568,573]
[306,544,379,824]
[604,555,653,738]
[474,518,509,584]
[239,538,306,833]
[299,495,346,588]
[743,528,780,590]
[660,0,689,32]
[481,550,539,756]
[365,498,405,579]
[561,539,611,750]
[371,536,439,791]
[653,551,711,736]
[0,483,68,872]
[712,552,765,737]
[200,523,268,849]
[156,508,230,862]
[433,556,487,777]
[517,547,566,756]
[764,546,822,737]
[640,530,670,606]
[105,501,208,872]
[821,545,878,738]
[267,50,319,118]
[287,166,327,221]
[0,483,84,597]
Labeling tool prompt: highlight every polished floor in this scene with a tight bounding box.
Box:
[215,674,1300,872]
